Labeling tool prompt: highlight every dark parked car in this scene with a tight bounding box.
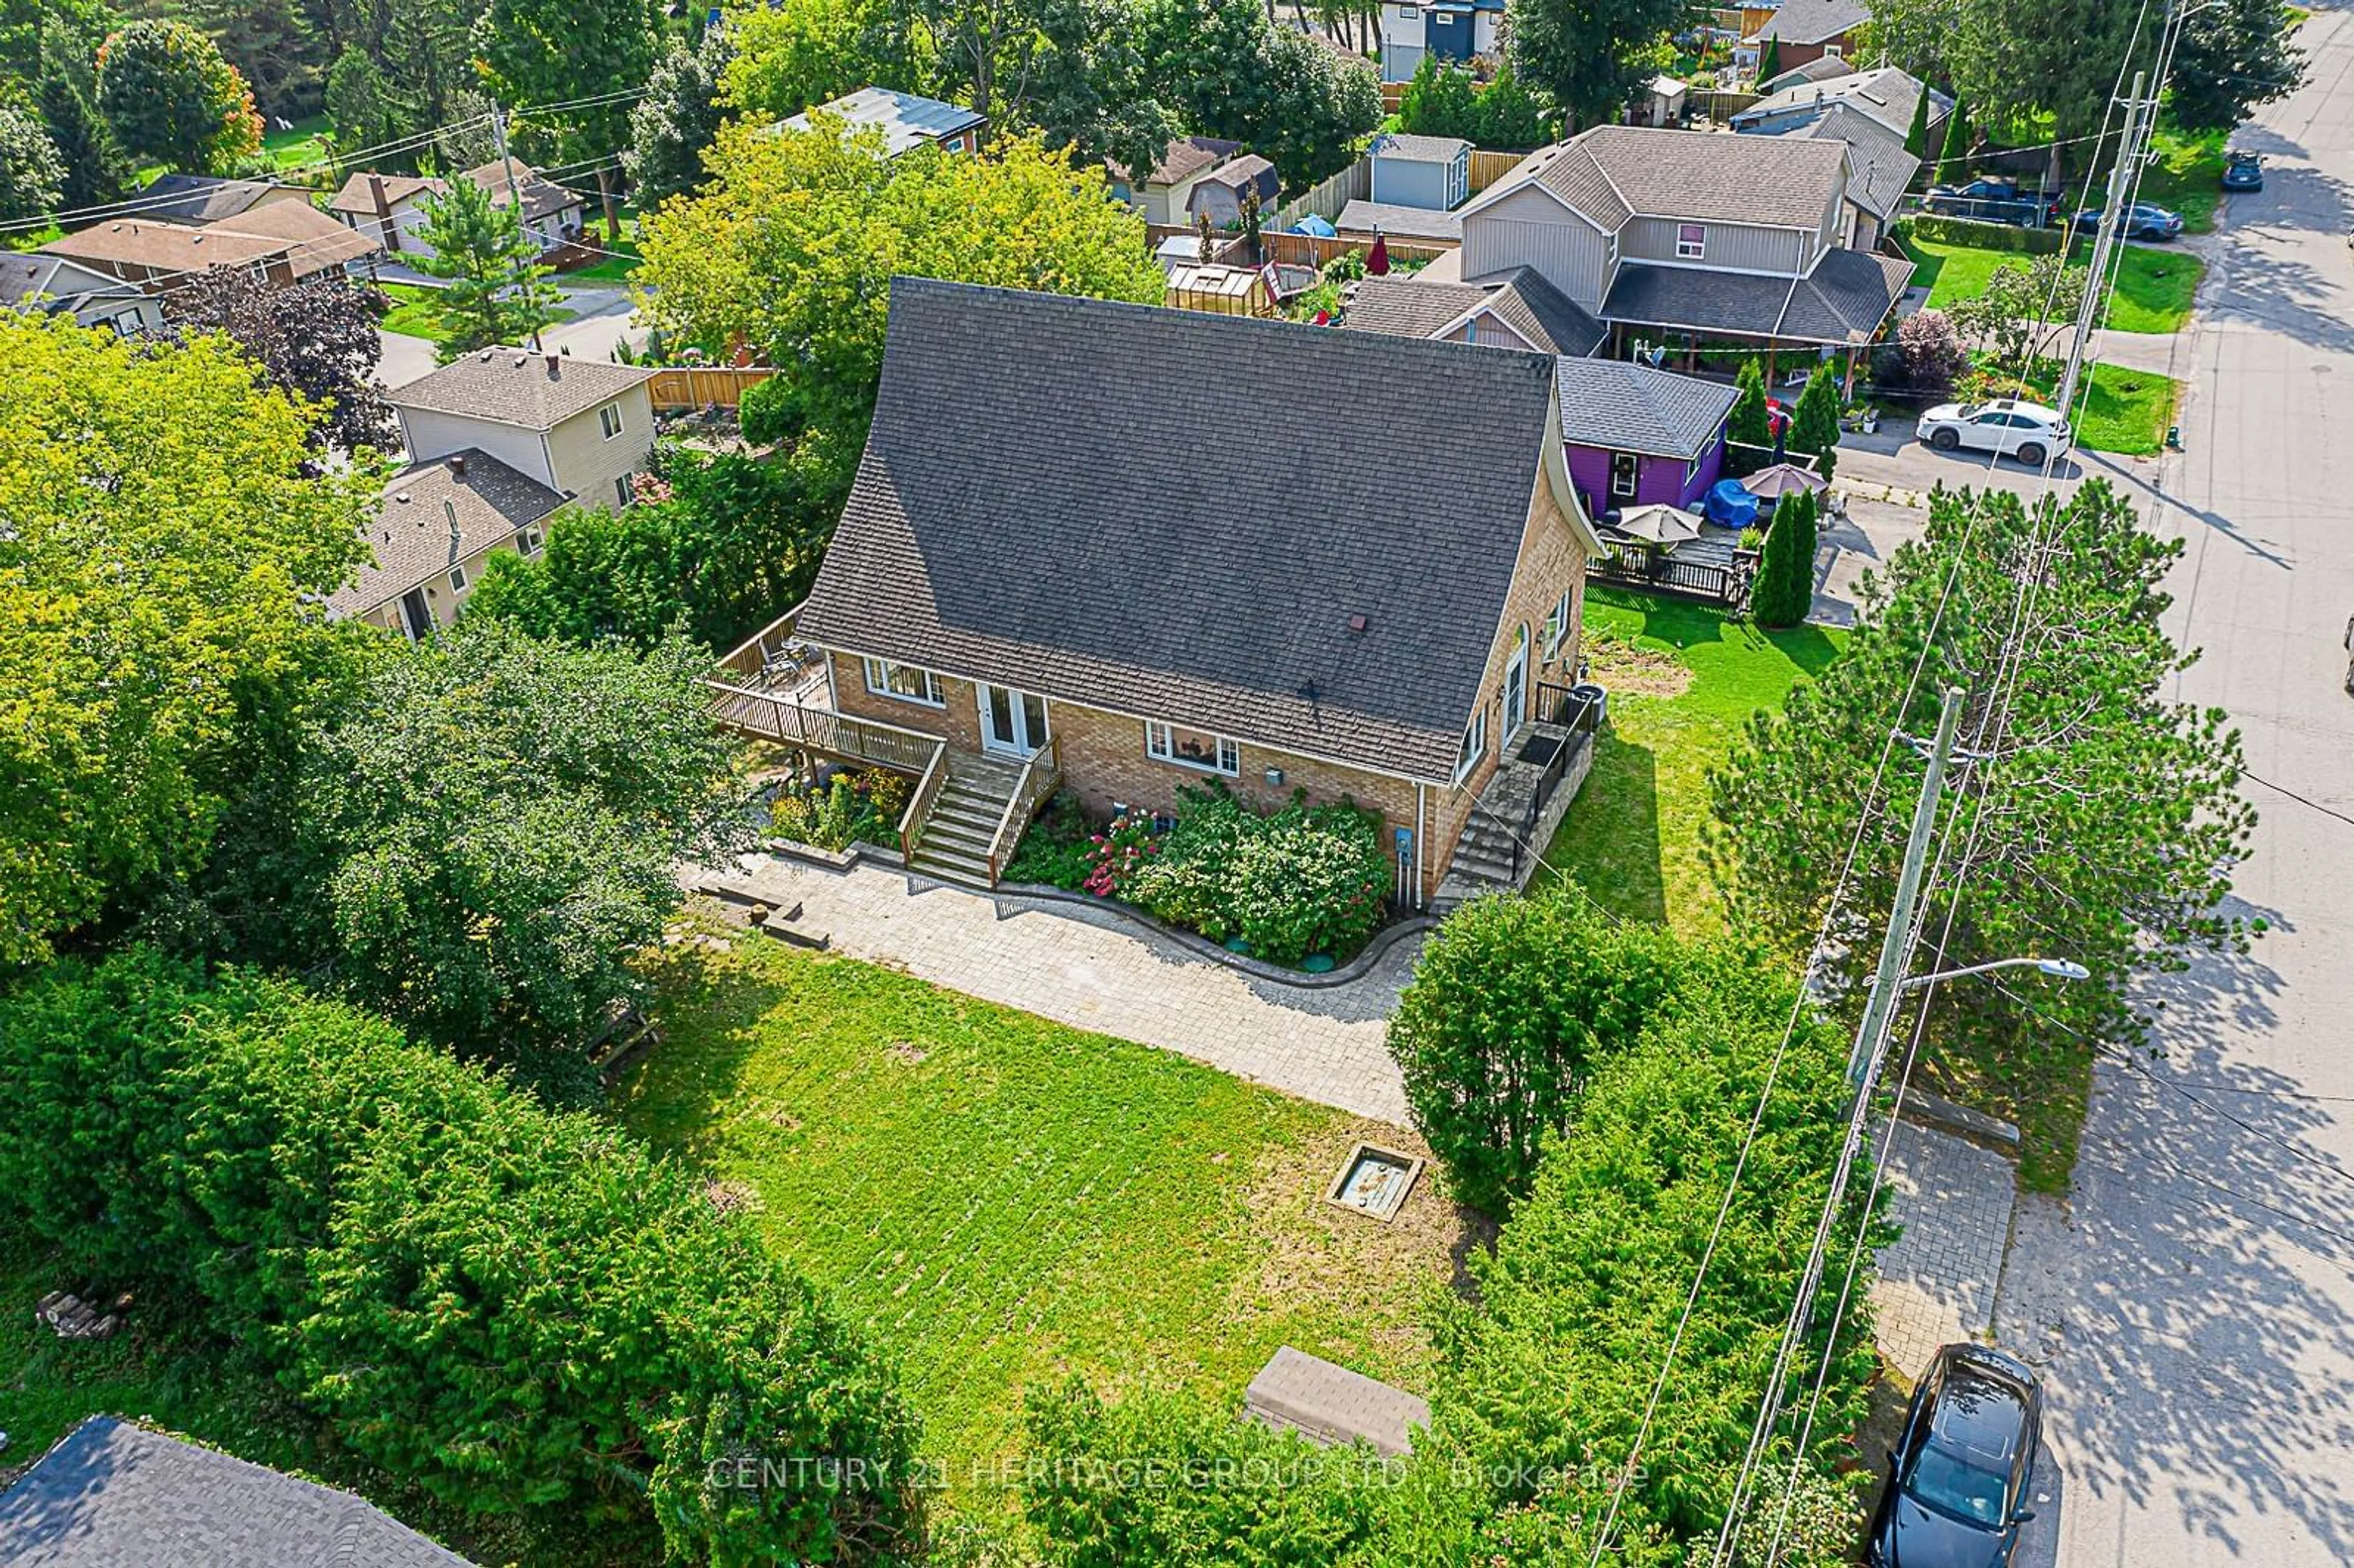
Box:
[1869,1344,2044,1568]
[2223,151,2264,191]
[2073,201,2185,240]
[1925,178,2060,228]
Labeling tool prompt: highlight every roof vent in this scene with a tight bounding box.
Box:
[394,491,411,504]
[478,349,495,362]
[1347,614,1369,634]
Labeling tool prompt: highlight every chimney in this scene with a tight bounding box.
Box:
[448,453,467,478]
[368,173,402,254]
[445,500,461,545]
[544,351,559,375]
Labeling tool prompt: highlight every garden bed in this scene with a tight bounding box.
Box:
[1003,782,1396,970]
[753,763,911,855]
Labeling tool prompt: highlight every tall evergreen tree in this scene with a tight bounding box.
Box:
[1750,486,1816,628]
[324,42,405,161]
[1903,82,1932,158]
[192,0,328,121]
[36,24,132,211]
[1936,94,1970,185]
[1786,362,1842,482]
[410,173,565,360]
[1729,357,1773,447]
[1755,34,1781,85]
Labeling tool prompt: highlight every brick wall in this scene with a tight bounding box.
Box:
[816,470,1588,905]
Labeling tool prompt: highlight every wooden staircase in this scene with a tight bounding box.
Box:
[905,755,1027,888]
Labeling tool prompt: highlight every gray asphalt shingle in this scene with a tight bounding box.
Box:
[1470,126,1849,232]
[330,450,566,616]
[387,349,652,430]
[1754,0,1872,44]
[1553,359,1741,459]
[794,279,1564,782]
[0,1417,473,1567]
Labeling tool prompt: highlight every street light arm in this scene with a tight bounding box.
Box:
[1899,956,2091,991]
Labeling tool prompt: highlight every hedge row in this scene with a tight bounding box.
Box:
[1898,212,2066,254]
[0,951,920,1565]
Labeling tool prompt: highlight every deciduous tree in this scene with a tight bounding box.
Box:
[96,17,262,172]
[636,121,1162,460]
[475,0,660,243]
[1948,253,2083,373]
[324,42,404,160]
[721,0,912,121]
[1708,479,2256,1125]
[0,313,373,965]
[409,170,565,360]
[2167,0,2303,134]
[0,102,64,222]
[1141,0,1379,187]
[625,26,734,210]
[166,269,398,457]
[283,621,756,1088]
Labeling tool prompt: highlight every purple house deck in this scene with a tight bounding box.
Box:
[1555,358,1742,521]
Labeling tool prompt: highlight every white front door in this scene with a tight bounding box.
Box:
[1502,626,1529,740]
[977,683,1051,758]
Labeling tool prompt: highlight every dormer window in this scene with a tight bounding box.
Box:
[1677,223,1707,261]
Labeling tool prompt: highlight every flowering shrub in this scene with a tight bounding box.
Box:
[766,767,909,851]
[1083,813,1160,897]
[1129,783,1392,964]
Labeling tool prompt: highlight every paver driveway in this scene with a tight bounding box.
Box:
[704,854,1419,1125]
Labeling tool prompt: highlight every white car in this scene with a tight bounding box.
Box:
[1915,399,2074,466]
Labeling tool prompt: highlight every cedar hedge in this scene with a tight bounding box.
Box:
[1900,212,2066,255]
[0,951,921,1566]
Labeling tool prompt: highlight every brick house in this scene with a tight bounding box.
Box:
[774,278,1606,905]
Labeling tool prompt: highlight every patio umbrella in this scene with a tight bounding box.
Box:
[1742,463,1828,501]
[1367,230,1390,276]
[1613,503,1705,548]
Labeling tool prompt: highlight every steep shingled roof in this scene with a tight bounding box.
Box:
[0,1417,473,1567]
[1465,126,1850,232]
[794,279,1577,782]
[330,451,566,617]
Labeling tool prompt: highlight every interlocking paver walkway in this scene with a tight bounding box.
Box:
[1870,1118,2019,1379]
[704,854,1419,1124]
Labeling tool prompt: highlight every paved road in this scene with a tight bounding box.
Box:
[375,283,645,393]
[1994,8,2354,1565]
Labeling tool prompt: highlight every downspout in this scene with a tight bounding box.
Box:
[1415,782,1428,908]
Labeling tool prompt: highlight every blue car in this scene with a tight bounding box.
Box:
[2223,151,2264,191]
[2073,202,2185,241]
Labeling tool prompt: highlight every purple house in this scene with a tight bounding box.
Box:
[1555,357,1742,522]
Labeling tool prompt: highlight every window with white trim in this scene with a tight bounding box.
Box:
[863,658,945,706]
[1542,588,1575,656]
[518,525,544,556]
[598,402,624,440]
[1676,223,1707,260]
[1145,721,1240,775]
[614,473,634,508]
[1455,706,1487,784]
[449,564,468,593]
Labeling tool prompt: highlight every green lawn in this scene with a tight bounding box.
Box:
[615,931,1472,1507]
[1901,232,2204,333]
[560,235,642,286]
[2024,359,2179,454]
[261,114,332,177]
[1539,591,1844,936]
[378,281,577,340]
[2136,121,2226,234]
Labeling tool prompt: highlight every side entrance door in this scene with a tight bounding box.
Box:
[977,683,1051,758]
[1501,625,1528,741]
[398,588,433,641]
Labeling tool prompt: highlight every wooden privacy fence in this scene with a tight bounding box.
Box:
[1466,149,1527,195]
[647,365,774,411]
[1258,230,1453,270]
[1273,158,1371,230]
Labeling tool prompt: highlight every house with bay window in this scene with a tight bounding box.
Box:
[756,277,1608,905]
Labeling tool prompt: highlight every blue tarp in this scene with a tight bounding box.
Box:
[1705,479,1758,530]
[1292,213,1338,238]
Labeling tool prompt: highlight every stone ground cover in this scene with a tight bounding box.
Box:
[615,927,1474,1509]
[1539,590,1843,935]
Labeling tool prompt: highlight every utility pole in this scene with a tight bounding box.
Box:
[490,105,543,353]
[1845,687,1965,1090]
[2057,71,2152,418]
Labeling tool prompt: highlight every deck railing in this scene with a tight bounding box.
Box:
[710,603,807,682]
[986,734,1063,884]
[898,742,950,863]
[703,682,945,774]
[1590,545,1750,608]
